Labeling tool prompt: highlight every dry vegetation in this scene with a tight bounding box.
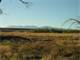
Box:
[0,31,80,60]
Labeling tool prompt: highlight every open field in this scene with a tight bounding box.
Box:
[0,30,80,60]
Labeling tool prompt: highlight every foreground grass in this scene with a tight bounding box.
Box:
[0,32,80,60]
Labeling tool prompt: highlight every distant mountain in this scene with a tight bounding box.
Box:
[7,26,38,29]
[0,25,80,33]
[7,26,63,30]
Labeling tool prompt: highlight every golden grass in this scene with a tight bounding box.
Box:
[0,31,80,60]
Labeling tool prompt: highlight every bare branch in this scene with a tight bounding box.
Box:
[0,0,1,3]
[0,8,3,15]
[62,18,80,29]
[19,0,32,7]
[68,22,76,28]
[19,0,29,4]
[69,18,80,24]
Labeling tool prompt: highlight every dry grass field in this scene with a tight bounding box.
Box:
[0,31,80,60]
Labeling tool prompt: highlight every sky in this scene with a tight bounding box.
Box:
[0,0,80,28]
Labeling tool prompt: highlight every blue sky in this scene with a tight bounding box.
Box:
[0,0,80,28]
